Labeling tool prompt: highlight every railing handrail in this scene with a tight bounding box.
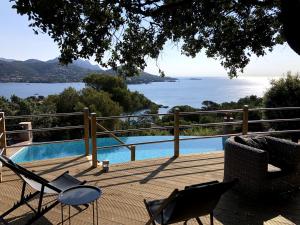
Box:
[5,112,83,120]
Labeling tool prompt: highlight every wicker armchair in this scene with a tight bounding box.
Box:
[224,136,300,197]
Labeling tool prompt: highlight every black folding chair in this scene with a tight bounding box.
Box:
[0,216,8,225]
[0,152,86,225]
[144,179,238,225]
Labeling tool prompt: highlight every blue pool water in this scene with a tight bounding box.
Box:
[11,136,223,164]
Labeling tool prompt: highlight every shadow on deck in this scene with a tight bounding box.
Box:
[1,152,300,224]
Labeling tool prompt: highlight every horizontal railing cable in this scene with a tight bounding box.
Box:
[96,126,173,136]
[179,109,243,116]
[178,133,242,142]
[5,138,84,149]
[179,121,243,129]
[97,138,174,150]
[96,121,244,136]
[96,113,173,121]
[5,112,83,120]
[248,118,300,124]
[248,129,300,136]
[5,125,84,134]
[97,132,246,150]
[97,129,299,151]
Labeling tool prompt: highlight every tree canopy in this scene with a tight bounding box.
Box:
[264,73,300,141]
[83,74,126,92]
[12,0,291,77]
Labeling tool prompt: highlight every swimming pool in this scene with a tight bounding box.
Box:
[11,136,223,164]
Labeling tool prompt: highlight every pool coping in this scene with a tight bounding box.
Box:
[9,136,225,164]
[7,140,32,158]
[15,149,224,167]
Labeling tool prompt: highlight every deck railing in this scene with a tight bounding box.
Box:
[92,105,300,167]
[0,109,90,156]
[0,105,300,171]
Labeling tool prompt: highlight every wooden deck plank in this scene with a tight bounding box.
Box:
[0,152,299,224]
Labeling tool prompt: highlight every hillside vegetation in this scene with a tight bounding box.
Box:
[0,58,176,83]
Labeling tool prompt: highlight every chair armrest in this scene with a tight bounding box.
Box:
[224,139,268,180]
[265,136,300,170]
[184,180,219,190]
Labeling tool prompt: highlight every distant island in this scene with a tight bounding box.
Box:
[189,78,202,80]
[0,57,177,84]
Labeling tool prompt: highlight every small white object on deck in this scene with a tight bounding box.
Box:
[102,160,109,173]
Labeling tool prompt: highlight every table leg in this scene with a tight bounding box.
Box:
[96,200,99,225]
[61,204,64,225]
[69,205,71,225]
[92,201,95,225]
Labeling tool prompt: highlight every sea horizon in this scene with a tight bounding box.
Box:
[0,76,272,113]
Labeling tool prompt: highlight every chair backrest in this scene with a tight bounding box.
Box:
[166,179,237,224]
[0,153,59,193]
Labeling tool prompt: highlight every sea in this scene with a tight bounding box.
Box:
[0,76,272,113]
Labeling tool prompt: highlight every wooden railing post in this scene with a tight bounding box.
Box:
[222,114,234,149]
[83,107,90,156]
[130,145,136,161]
[0,112,6,183]
[174,108,180,157]
[0,112,6,154]
[242,105,249,135]
[90,113,97,168]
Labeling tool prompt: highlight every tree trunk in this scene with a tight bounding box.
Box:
[281,0,300,55]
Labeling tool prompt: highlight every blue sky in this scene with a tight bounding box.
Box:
[1,1,300,77]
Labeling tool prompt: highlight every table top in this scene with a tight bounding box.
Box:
[58,185,102,206]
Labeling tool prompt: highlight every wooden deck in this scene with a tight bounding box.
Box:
[1,152,300,225]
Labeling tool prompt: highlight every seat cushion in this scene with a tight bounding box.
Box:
[234,136,267,150]
[145,198,176,224]
[49,173,83,192]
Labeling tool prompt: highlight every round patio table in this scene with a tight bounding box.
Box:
[58,185,102,225]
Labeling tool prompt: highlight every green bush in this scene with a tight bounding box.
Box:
[264,73,300,141]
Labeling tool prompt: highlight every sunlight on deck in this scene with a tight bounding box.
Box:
[1,152,300,225]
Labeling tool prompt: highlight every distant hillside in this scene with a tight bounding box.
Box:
[46,58,102,71]
[0,59,98,82]
[0,58,177,84]
[0,58,15,62]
